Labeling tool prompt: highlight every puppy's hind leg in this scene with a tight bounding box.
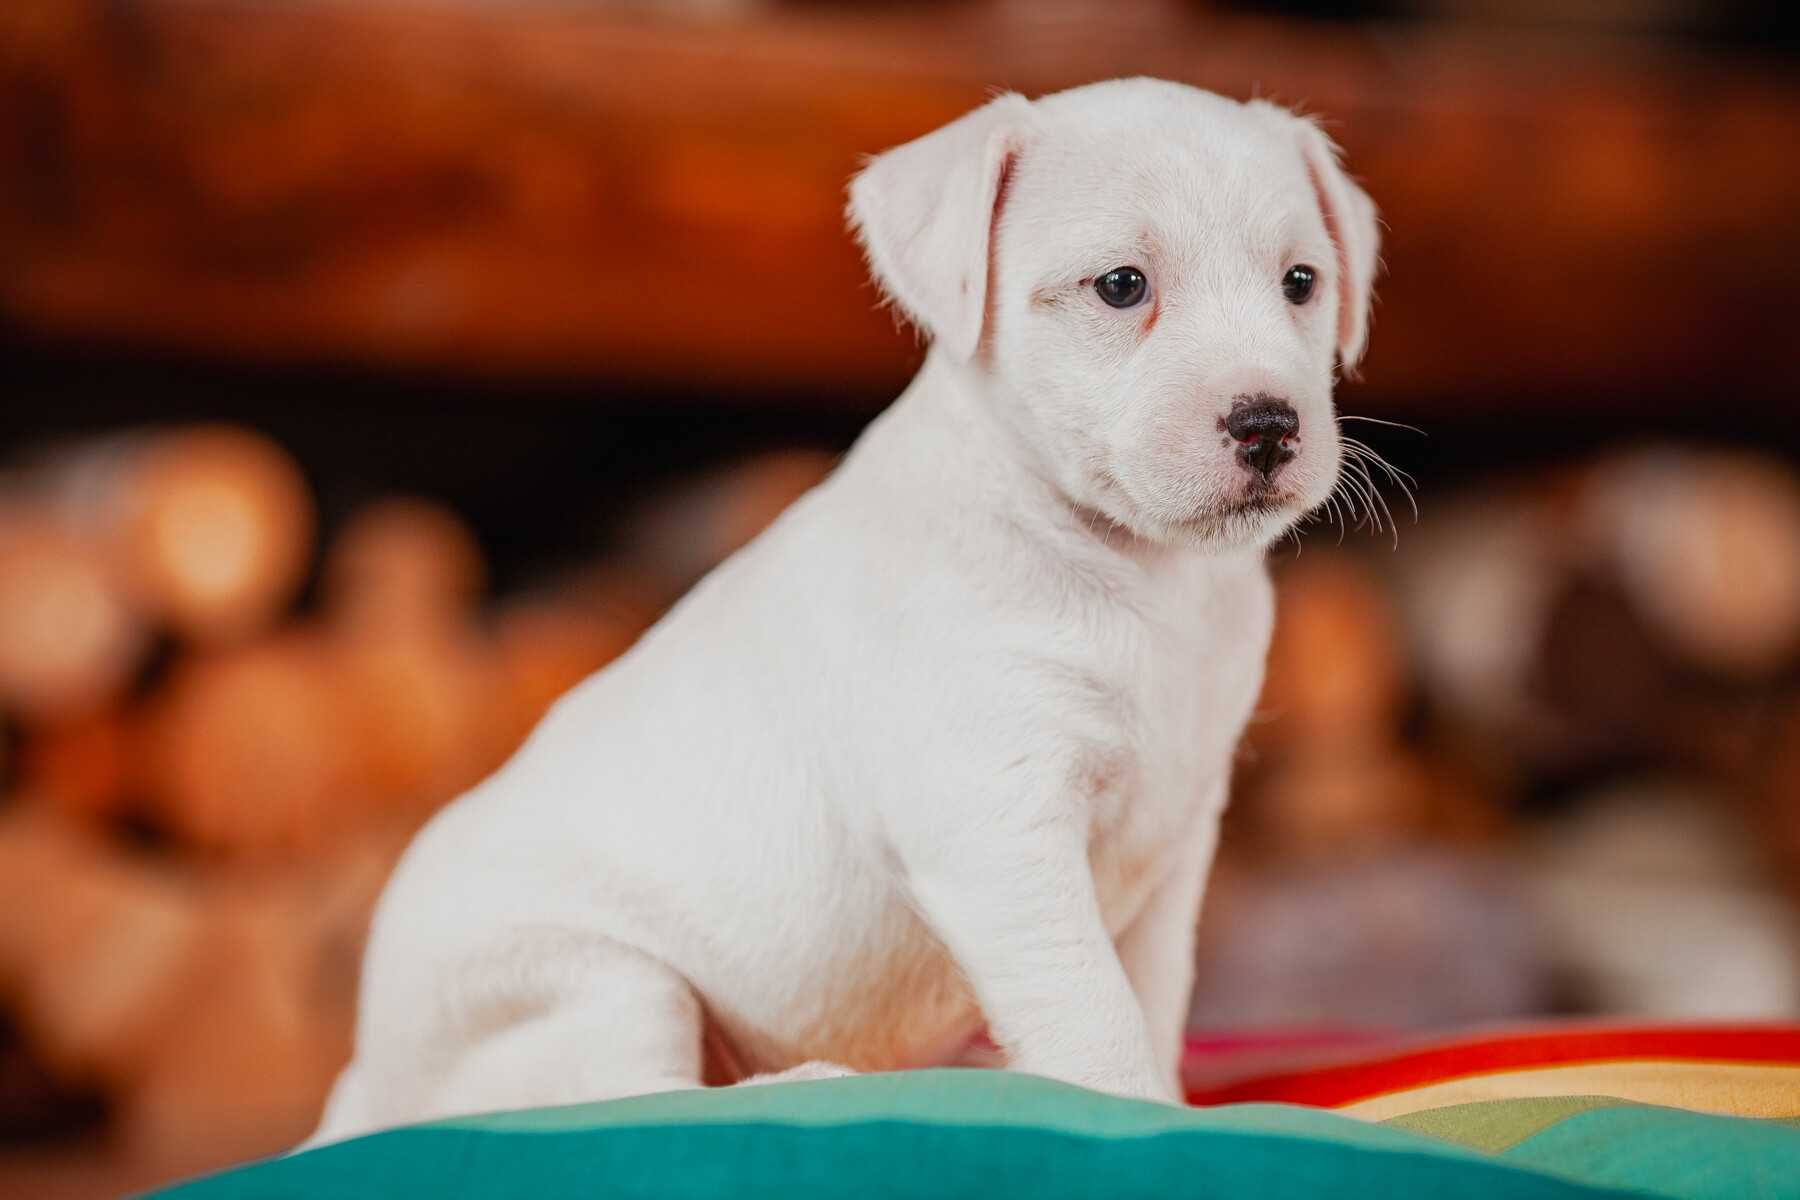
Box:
[300,1063,374,1150]
[430,935,706,1119]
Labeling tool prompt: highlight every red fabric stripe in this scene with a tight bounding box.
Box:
[1182,1024,1800,1108]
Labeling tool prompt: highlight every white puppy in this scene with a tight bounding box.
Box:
[311,76,1378,1143]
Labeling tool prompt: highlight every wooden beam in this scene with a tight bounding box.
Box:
[3,0,1798,408]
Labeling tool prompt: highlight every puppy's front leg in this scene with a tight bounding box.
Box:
[1115,833,1214,1101]
[905,823,1166,1102]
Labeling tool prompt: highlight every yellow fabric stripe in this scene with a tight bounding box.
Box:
[1340,1061,1800,1121]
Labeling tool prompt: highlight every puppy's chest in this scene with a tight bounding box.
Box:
[1074,580,1269,918]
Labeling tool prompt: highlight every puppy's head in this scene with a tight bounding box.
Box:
[850,79,1380,549]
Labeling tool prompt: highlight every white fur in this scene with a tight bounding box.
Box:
[309,77,1377,1143]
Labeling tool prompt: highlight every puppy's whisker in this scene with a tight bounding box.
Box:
[1359,468,1395,543]
[1350,457,1399,548]
[1341,467,1383,538]
[1333,431,1418,545]
[1338,436,1414,484]
[1345,452,1384,518]
[1341,437,1419,526]
[1340,436,1419,496]
[1337,414,1427,438]
[1331,463,1362,520]
[1319,481,1353,544]
[1336,462,1373,521]
[1324,493,1348,544]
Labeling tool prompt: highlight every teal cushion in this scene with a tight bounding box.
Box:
[145,1069,1800,1199]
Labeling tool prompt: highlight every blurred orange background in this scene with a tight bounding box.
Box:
[3,0,1799,1195]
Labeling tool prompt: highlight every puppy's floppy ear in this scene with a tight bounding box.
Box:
[1263,106,1381,373]
[848,93,1034,363]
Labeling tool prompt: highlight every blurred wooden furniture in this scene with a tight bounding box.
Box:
[3,0,1798,409]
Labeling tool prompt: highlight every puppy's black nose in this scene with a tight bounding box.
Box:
[1226,396,1299,480]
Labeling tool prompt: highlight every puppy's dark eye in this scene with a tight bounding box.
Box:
[1095,267,1149,309]
[1282,264,1317,305]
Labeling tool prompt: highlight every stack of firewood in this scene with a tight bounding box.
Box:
[0,424,833,1174]
[1207,442,1800,1028]
[1241,443,1800,863]
[3,418,1797,1168]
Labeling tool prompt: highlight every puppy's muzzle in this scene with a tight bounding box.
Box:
[1226,395,1299,482]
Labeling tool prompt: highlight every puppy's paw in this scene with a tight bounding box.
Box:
[740,1061,856,1087]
